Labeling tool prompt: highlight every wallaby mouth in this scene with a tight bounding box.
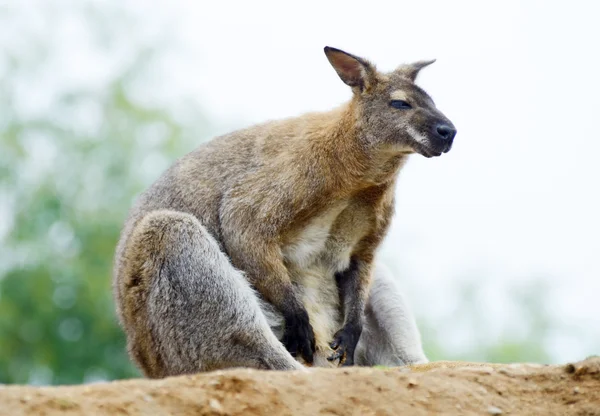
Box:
[416,144,443,158]
[412,140,452,158]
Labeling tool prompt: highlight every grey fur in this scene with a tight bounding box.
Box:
[116,210,303,375]
[355,264,428,366]
[112,46,455,377]
[114,208,427,376]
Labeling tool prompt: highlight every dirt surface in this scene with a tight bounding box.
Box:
[1,358,599,415]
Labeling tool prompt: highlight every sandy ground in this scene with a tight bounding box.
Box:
[1,358,599,415]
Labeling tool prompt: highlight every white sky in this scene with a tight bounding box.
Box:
[5,0,599,362]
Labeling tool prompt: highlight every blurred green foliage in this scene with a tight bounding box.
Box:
[0,79,201,383]
[0,2,585,385]
[0,3,209,384]
[419,279,555,364]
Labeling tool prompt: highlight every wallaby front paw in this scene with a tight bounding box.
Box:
[327,324,361,367]
[282,309,315,364]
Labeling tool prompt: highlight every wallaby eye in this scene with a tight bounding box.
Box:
[390,100,412,110]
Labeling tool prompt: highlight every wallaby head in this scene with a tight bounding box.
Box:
[324,46,456,158]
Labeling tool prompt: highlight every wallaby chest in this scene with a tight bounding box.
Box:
[282,200,372,276]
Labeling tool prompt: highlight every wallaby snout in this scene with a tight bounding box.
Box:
[406,113,457,158]
[419,118,457,157]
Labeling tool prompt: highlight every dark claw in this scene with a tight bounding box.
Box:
[327,349,344,362]
[303,334,314,364]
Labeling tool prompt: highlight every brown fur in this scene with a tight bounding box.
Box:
[113,46,455,374]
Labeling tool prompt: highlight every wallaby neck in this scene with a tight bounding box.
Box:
[306,99,407,192]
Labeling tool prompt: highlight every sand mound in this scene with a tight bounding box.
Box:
[1,358,599,415]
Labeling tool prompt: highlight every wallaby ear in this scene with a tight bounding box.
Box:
[404,59,436,82]
[324,46,377,92]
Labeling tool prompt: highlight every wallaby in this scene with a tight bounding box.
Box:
[113,46,456,377]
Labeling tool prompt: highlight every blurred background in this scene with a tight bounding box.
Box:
[1,0,598,385]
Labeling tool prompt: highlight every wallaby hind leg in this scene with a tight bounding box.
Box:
[354,264,428,367]
[117,210,302,377]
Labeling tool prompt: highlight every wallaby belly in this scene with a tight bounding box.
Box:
[293,266,342,367]
[282,202,371,367]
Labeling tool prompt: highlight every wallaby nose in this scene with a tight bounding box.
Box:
[436,124,456,141]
